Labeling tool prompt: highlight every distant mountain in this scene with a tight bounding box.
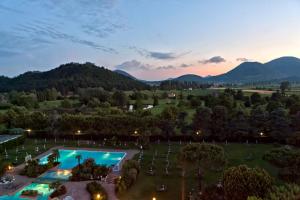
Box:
[0,62,149,92]
[174,74,204,82]
[114,70,137,80]
[171,56,300,84]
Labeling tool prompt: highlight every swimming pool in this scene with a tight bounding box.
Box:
[0,183,53,200]
[39,149,126,171]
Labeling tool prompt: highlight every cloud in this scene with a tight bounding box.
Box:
[129,46,190,60]
[115,60,192,71]
[199,56,226,64]
[236,57,250,62]
[115,60,151,71]
[0,49,21,57]
[156,65,176,70]
[0,0,122,54]
[179,63,192,68]
[148,52,177,60]
[13,21,118,54]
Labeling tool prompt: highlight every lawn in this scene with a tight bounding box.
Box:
[119,142,281,200]
[0,139,282,200]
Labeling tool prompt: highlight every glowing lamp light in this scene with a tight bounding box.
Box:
[77,130,81,135]
[27,129,32,132]
[7,165,13,171]
[152,197,156,200]
[96,194,101,199]
[260,132,264,136]
[63,170,70,175]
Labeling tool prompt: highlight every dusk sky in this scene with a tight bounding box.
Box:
[1,0,300,80]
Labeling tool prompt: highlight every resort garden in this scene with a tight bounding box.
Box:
[0,86,300,199]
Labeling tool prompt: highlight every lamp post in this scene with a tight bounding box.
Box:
[96,193,101,199]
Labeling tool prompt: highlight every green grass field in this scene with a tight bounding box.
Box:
[0,138,287,200]
[119,142,280,200]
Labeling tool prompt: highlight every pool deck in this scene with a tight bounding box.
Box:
[0,146,138,200]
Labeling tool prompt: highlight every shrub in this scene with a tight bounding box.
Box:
[263,147,300,167]
[223,165,273,200]
[202,184,224,200]
[267,184,300,200]
[50,185,67,198]
[86,181,107,200]
[21,159,52,178]
[21,190,38,197]
[115,160,140,193]
[70,158,109,181]
[0,161,11,177]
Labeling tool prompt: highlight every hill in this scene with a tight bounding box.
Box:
[174,74,204,82]
[171,56,300,83]
[114,70,137,80]
[0,62,149,92]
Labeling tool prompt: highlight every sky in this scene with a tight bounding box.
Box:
[0,0,300,80]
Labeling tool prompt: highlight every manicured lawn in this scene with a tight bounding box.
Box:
[38,100,63,109]
[119,142,281,200]
[1,138,282,200]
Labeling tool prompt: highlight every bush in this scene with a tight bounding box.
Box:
[266,184,300,200]
[21,190,38,197]
[86,181,107,200]
[21,159,55,178]
[263,147,300,167]
[0,161,11,177]
[70,158,109,181]
[279,165,300,184]
[50,185,67,198]
[223,165,273,200]
[115,160,140,193]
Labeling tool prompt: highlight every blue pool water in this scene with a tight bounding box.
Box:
[0,183,53,200]
[39,149,126,170]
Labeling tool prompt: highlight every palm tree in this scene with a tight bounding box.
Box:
[75,154,82,169]
[52,149,60,163]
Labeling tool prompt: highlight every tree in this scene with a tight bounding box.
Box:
[192,107,212,137]
[112,91,128,108]
[52,149,60,163]
[211,106,228,140]
[159,106,178,138]
[223,165,273,200]
[268,108,291,141]
[235,90,244,101]
[75,154,82,169]
[228,110,249,140]
[179,143,226,191]
[61,99,72,108]
[134,98,143,110]
[153,95,159,106]
[251,93,263,105]
[280,81,291,95]
[250,106,268,136]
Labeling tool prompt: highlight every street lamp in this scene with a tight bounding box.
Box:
[96,194,101,199]
[260,132,264,137]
